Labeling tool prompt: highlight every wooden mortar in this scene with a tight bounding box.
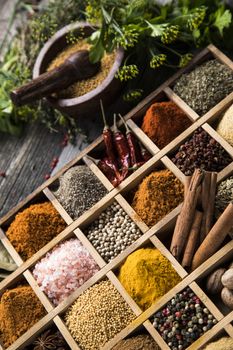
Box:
[33,22,124,117]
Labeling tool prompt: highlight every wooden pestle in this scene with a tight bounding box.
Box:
[10,50,100,106]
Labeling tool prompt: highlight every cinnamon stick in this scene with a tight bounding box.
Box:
[192,202,233,271]
[184,175,192,197]
[181,210,203,268]
[170,169,203,259]
[199,171,211,242]
[204,172,217,235]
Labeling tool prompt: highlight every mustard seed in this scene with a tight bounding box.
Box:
[65,280,135,350]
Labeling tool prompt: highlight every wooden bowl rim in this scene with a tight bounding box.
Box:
[33,21,124,107]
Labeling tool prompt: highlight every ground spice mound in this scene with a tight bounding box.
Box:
[6,202,66,261]
[132,169,184,228]
[173,59,233,115]
[118,248,181,311]
[54,165,108,220]
[65,280,135,350]
[203,337,233,350]
[141,101,192,149]
[216,103,233,147]
[47,40,116,99]
[33,238,100,305]
[112,334,160,350]
[0,285,46,348]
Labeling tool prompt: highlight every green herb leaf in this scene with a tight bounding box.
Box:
[214,8,232,36]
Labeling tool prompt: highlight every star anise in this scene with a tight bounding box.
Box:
[33,329,68,350]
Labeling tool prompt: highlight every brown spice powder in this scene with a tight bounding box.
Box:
[6,202,66,261]
[47,40,116,98]
[132,169,184,228]
[141,101,192,149]
[112,334,160,350]
[0,285,46,348]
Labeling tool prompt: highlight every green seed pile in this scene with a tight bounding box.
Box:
[65,280,135,350]
[85,202,142,263]
[215,176,233,229]
[173,60,233,115]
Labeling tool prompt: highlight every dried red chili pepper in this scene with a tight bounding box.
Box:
[139,143,152,162]
[86,155,119,187]
[119,114,142,168]
[113,114,131,181]
[98,158,119,187]
[100,100,121,182]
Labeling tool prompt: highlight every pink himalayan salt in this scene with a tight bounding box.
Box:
[33,238,99,305]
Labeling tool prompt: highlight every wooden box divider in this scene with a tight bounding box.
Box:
[0,44,233,350]
[202,123,233,158]
[126,119,160,154]
[43,187,74,225]
[187,311,233,350]
[225,323,233,337]
[163,86,200,121]
[53,315,82,350]
[143,320,171,349]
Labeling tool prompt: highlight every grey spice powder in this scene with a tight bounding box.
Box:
[54,165,107,220]
[173,59,233,116]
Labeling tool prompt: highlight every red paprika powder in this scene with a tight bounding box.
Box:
[141,101,192,149]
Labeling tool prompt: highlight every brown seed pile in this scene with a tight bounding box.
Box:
[47,40,116,98]
[172,127,232,175]
[65,280,136,350]
[6,202,66,261]
[112,334,160,350]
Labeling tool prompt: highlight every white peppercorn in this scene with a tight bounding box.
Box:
[85,202,142,262]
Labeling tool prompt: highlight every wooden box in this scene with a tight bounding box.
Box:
[0,44,233,350]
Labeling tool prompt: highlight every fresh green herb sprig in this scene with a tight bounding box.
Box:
[0,0,87,140]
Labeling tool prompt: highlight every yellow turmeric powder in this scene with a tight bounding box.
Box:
[118,248,181,311]
[132,169,184,228]
[0,285,46,348]
[6,202,66,261]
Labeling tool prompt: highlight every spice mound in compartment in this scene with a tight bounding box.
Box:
[215,175,233,220]
[65,280,135,350]
[85,202,142,263]
[6,202,66,261]
[0,285,46,348]
[118,248,181,311]
[173,59,233,115]
[31,328,70,350]
[151,287,217,350]
[0,241,17,281]
[203,337,233,350]
[216,103,233,147]
[47,40,116,99]
[172,127,232,176]
[141,101,192,149]
[131,169,184,228]
[112,334,160,350]
[33,238,100,305]
[53,165,107,220]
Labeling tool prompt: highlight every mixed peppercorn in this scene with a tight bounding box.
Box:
[151,287,217,350]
